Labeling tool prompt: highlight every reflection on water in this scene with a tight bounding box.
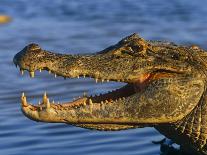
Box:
[0,0,207,155]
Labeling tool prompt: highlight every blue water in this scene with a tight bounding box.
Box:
[0,1,207,155]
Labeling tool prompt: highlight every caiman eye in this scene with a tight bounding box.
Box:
[120,45,144,56]
[121,50,133,56]
[171,53,180,60]
[131,45,143,52]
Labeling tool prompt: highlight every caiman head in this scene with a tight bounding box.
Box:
[13,33,205,130]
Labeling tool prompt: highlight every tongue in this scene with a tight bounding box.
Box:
[61,97,88,107]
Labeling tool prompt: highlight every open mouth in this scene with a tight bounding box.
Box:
[18,67,154,130]
[20,68,151,110]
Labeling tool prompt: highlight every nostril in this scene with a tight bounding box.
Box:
[27,43,41,51]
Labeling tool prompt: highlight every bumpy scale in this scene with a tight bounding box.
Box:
[14,34,207,155]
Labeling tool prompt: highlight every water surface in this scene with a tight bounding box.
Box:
[0,1,207,155]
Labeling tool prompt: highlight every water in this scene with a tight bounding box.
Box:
[0,0,207,155]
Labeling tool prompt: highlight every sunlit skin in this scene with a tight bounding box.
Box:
[14,34,207,154]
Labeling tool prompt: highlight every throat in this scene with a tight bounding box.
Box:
[75,123,138,131]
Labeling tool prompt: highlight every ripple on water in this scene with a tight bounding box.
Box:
[1,0,207,155]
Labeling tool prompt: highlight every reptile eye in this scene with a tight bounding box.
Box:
[171,53,180,60]
[121,50,130,54]
[131,45,143,52]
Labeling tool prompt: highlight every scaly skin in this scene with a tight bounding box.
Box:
[14,34,207,154]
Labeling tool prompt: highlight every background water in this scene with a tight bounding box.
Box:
[0,1,207,155]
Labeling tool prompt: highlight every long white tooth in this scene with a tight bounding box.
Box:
[44,91,47,98]
[21,94,27,107]
[101,101,104,110]
[52,100,55,104]
[54,74,57,78]
[105,100,109,103]
[83,92,87,97]
[29,71,35,78]
[22,92,25,98]
[89,99,93,105]
[101,79,104,82]
[83,101,86,106]
[39,69,42,72]
[107,79,109,82]
[83,74,86,78]
[20,69,24,75]
[95,79,98,83]
[46,98,50,108]
[38,101,42,110]
[77,75,80,79]
[43,92,47,104]
[48,70,51,74]
[89,99,93,112]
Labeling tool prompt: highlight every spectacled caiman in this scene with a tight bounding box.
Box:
[13,34,207,155]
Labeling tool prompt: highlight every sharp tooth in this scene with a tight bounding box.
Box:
[89,99,93,112]
[54,74,57,78]
[52,100,55,104]
[83,101,86,106]
[101,79,104,82]
[43,92,47,104]
[38,101,42,110]
[83,92,87,97]
[29,71,35,78]
[20,69,24,75]
[46,98,50,109]
[105,100,109,103]
[22,92,25,98]
[48,70,51,74]
[83,74,86,78]
[100,101,104,110]
[107,79,109,82]
[95,79,98,83]
[77,75,80,79]
[89,99,93,105]
[21,93,27,107]
[39,69,42,72]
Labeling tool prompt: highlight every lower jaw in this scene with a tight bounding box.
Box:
[74,123,139,131]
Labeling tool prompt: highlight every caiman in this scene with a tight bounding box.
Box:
[13,34,207,155]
